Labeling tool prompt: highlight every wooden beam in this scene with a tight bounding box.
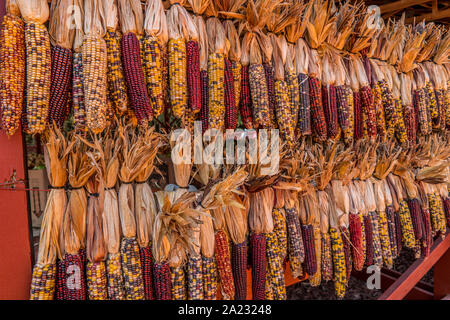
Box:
[379,0,432,13]
[378,232,450,300]
[432,0,438,14]
[406,7,450,23]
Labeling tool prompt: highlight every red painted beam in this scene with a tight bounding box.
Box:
[434,245,450,299]
[379,232,450,300]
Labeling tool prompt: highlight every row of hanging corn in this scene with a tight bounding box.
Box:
[30,121,450,300]
[0,0,448,146]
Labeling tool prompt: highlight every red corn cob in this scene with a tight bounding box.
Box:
[353,90,363,141]
[263,63,277,128]
[200,70,209,133]
[349,213,364,271]
[412,90,420,135]
[240,65,253,129]
[341,227,352,281]
[335,85,350,135]
[186,40,201,114]
[394,211,403,254]
[363,215,374,267]
[403,104,417,144]
[59,253,87,300]
[322,84,340,140]
[232,241,247,300]
[153,261,171,300]
[407,198,423,241]
[215,230,235,300]
[421,208,432,257]
[48,46,72,127]
[140,246,154,300]
[321,233,333,282]
[250,233,266,300]
[301,224,317,276]
[308,77,327,141]
[225,58,237,129]
[121,33,153,123]
[444,198,450,227]
[298,73,311,135]
[55,260,65,300]
[360,85,377,139]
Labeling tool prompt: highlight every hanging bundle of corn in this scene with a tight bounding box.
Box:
[388,174,416,249]
[239,32,253,129]
[71,0,87,133]
[30,128,70,300]
[57,138,94,300]
[142,0,167,118]
[80,0,108,133]
[224,193,248,300]
[134,129,162,300]
[193,16,209,132]
[84,166,108,300]
[248,186,274,300]
[118,0,153,125]
[295,39,311,136]
[16,0,51,134]
[327,186,347,299]
[102,0,128,117]
[47,0,73,127]
[223,20,241,129]
[321,51,340,140]
[0,0,25,135]
[271,34,295,146]
[117,126,146,300]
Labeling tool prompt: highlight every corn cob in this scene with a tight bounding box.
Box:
[0,12,25,135]
[106,253,126,300]
[421,208,432,257]
[373,83,387,140]
[274,80,295,146]
[341,227,352,281]
[122,33,153,123]
[272,208,287,261]
[369,211,383,267]
[215,230,235,300]
[168,38,188,120]
[353,90,363,141]
[416,88,431,135]
[86,262,107,300]
[265,231,286,300]
[360,85,377,139]
[412,90,419,136]
[321,232,333,282]
[231,61,242,113]
[407,198,423,241]
[240,65,253,129]
[142,37,164,117]
[250,233,266,300]
[186,255,204,300]
[59,253,87,300]
[425,81,439,128]
[309,77,327,141]
[309,227,322,287]
[24,22,51,134]
[330,227,346,299]
[403,103,417,143]
[360,214,367,265]
[187,40,201,115]
[335,85,350,142]
[349,213,364,271]
[298,73,311,135]
[398,200,416,249]
[394,210,404,254]
[72,52,87,132]
[105,28,128,115]
[30,264,56,300]
[225,58,237,129]
[249,63,271,129]
[436,89,446,131]
[120,237,145,300]
[55,260,65,300]
[206,51,225,129]
[231,241,247,300]
[154,262,172,300]
[324,84,340,140]
[263,63,277,128]
[429,193,447,237]
[202,256,218,300]
[285,208,304,278]
[386,206,398,258]
[380,80,396,140]
[378,210,393,268]
[301,224,317,276]
[444,198,450,227]
[286,70,300,130]
[139,246,154,300]
[363,214,374,267]
[200,70,209,133]
[393,99,408,144]
[170,266,186,300]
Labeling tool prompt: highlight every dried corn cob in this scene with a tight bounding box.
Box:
[142,37,164,117]
[264,63,277,128]
[341,227,352,281]
[251,233,266,300]
[30,264,56,300]
[170,266,186,300]
[272,208,287,261]
[59,253,87,300]
[407,198,423,241]
[285,207,304,278]
[330,227,346,299]
[250,63,271,129]
[429,193,447,237]
[353,90,363,140]
[120,237,145,300]
[363,214,374,267]
[309,227,322,287]
[232,241,247,300]
[265,231,286,300]
[309,77,327,141]
[200,70,209,133]
[323,84,340,140]
[394,210,404,254]
[202,256,218,300]
[444,198,450,227]
[274,80,295,146]
[106,253,126,300]
[369,212,382,267]
[321,232,333,282]
[86,262,107,300]
[301,224,317,276]
[139,246,154,300]
[421,208,432,257]
[373,83,387,140]
[240,64,253,129]
[187,40,201,115]
[349,213,364,271]
[386,206,398,258]
[72,52,87,132]
[378,210,393,268]
[0,10,25,135]
[187,255,203,300]
[286,70,300,130]
[154,262,172,300]
[425,81,439,128]
[225,58,237,129]
[55,260,65,300]
[105,28,128,115]
[215,230,235,300]
[398,200,416,249]
[360,86,377,139]
[298,73,311,135]
[380,80,396,140]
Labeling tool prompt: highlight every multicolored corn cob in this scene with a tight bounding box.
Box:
[330,227,346,299]
[398,200,416,249]
[225,58,237,129]
[353,90,363,140]
[265,231,286,300]
[72,52,87,132]
[168,38,188,120]
[309,77,327,141]
[274,80,295,146]
[322,85,340,140]
[153,262,172,300]
[208,52,225,129]
[142,36,164,117]
[360,85,377,139]
[285,208,305,278]
[250,64,271,129]
[309,227,322,287]
[59,253,87,300]
[386,206,398,258]
[298,73,311,135]
[321,232,333,282]
[106,253,126,300]
[372,83,386,140]
[120,237,145,300]
[30,263,56,300]
[202,256,218,300]
[86,262,107,300]
[170,266,186,300]
[378,211,393,268]
[215,230,235,300]
[341,227,352,281]
[239,65,253,129]
[263,63,277,128]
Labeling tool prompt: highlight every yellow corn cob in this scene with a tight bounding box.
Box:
[86,261,108,300]
[171,266,187,300]
[394,98,408,144]
[0,13,25,136]
[378,211,393,268]
[24,22,51,134]
[398,200,416,249]
[309,227,322,287]
[231,61,242,110]
[82,36,108,134]
[120,238,145,300]
[286,70,300,129]
[272,208,287,261]
[274,80,295,146]
[208,52,225,129]
[202,256,218,300]
[168,38,187,120]
[265,231,286,300]
[330,227,346,299]
[143,36,164,117]
[429,193,447,237]
[106,253,126,300]
[30,263,56,300]
[104,28,128,115]
[250,64,271,129]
